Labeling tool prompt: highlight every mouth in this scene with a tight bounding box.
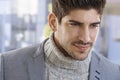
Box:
[73,43,90,52]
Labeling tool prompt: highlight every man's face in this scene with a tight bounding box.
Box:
[49,9,101,60]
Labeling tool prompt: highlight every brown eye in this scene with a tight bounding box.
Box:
[91,24,100,28]
[70,23,78,26]
[70,22,80,27]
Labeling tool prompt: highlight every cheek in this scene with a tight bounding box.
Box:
[65,27,79,38]
[91,29,99,41]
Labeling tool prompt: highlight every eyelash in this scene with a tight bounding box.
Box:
[70,23,79,26]
[69,22,100,28]
[91,24,100,28]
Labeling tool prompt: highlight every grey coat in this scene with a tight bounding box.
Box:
[0,39,120,80]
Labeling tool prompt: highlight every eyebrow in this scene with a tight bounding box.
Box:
[69,20,82,25]
[91,22,101,25]
[68,20,101,25]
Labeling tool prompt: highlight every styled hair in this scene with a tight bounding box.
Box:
[52,0,106,23]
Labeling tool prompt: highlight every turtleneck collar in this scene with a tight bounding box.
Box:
[44,33,91,70]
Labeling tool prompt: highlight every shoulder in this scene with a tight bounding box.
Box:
[92,51,120,73]
[94,51,119,66]
[1,38,49,62]
[2,44,39,63]
[2,38,49,59]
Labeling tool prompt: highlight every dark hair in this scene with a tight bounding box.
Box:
[52,0,106,23]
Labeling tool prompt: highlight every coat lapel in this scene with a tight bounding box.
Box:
[28,39,48,80]
[89,52,102,80]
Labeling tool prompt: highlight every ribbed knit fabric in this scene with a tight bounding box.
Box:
[44,33,91,80]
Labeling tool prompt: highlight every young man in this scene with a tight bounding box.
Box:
[0,0,120,80]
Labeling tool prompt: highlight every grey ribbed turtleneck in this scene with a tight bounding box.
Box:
[44,34,91,80]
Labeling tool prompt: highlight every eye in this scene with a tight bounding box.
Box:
[91,24,100,28]
[70,22,79,26]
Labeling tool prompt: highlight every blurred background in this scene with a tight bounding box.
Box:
[0,0,120,64]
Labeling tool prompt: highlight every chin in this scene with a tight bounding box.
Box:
[75,53,89,61]
[75,56,87,61]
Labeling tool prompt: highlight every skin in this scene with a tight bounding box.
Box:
[49,9,101,60]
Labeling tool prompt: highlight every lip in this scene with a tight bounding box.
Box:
[74,43,89,52]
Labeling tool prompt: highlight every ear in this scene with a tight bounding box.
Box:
[48,13,57,32]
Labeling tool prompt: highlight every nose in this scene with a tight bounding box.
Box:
[79,27,90,43]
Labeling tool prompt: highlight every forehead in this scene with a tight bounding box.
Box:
[62,9,101,23]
